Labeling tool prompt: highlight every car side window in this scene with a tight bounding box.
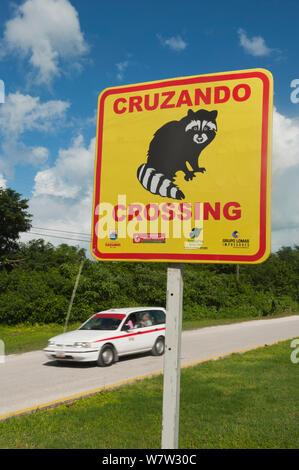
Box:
[123,313,138,330]
[151,310,166,325]
[136,311,154,328]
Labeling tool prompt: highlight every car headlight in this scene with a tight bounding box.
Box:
[48,341,55,346]
[74,342,93,348]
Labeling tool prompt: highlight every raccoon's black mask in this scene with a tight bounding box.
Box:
[183,109,217,146]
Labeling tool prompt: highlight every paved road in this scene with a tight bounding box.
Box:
[1,316,299,418]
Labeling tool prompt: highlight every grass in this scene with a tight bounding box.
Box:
[0,340,298,449]
[0,323,81,355]
[0,312,297,355]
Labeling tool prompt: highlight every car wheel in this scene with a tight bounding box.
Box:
[152,336,165,356]
[97,345,115,367]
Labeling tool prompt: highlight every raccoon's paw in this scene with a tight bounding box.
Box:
[184,171,195,181]
[176,190,185,200]
[198,167,206,173]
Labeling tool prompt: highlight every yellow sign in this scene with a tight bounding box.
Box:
[91,68,273,263]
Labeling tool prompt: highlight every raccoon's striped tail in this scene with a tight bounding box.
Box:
[137,163,185,200]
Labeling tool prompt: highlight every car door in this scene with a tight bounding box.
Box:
[132,310,159,352]
[116,313,144,355]
[150,310,166,343]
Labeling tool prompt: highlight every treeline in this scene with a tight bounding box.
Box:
[0,240,298,325]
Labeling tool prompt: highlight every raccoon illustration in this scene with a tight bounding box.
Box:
[137,108,218,200]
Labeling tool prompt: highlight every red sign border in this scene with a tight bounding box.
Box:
[92,70,271,263]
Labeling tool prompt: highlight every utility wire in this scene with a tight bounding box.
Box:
[24,231,91,243]
[31,226,91,237]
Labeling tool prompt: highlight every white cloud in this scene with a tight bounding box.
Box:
[1,0,88,84]
[271,108,299,249]
[0,92,69,136]
[116,61,129,81]
[29,147,49,165]
[237,28,272,57]
[272,108,299,171]
[24,135,95,250]
[157,34,187,52]
[0,173,6,189]
[33,135,94,198]
[0,92,69,178]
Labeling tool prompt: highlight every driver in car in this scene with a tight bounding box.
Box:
[140,313,152,327]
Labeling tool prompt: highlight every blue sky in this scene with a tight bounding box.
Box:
[0,0,298,251]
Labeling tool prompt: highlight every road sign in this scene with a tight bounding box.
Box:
[91,69,273,264]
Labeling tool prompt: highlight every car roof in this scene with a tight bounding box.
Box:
[97,307,166,315]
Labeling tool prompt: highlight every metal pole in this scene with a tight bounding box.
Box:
[161,263,184,449]
[64,258,85,333]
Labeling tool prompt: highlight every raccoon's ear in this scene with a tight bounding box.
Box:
[187,109,194,117]
[210,110,218,120]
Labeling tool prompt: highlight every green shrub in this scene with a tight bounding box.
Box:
[0,241,298,325]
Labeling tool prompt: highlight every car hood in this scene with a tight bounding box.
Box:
[48,329,120,344]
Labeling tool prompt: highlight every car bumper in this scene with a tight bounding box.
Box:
[43,348,99,362]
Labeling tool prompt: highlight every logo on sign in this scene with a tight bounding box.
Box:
[133,233,166,244]
[189,227,202,239]
[109,230,118,241]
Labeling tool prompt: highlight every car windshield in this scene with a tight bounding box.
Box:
[79,314,125,331]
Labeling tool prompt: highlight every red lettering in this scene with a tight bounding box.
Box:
[113,98,127,114]
[145,204,160,220]
[194,202,201,220]
[161,203,175,221]
[113,83,251,115]
[204,202,221,220]
[233,84,251,102]
[144,93,159,111]
[223,202,241,220]
[214,86,230,104]
[161,91,175,109]
[128,204,143,221]
[113,205,126,221]
[129,96,143,113]
[178,203,192,220]
[176,90,193,108]
[194,87,211,105]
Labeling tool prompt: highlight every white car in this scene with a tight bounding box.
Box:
[43,307,166,366]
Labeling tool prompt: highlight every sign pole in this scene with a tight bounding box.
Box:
[161,264,184,449]
[64,258,85,333]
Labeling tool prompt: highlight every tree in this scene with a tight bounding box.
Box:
[0,188,32,257]
[18,239,86,269]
